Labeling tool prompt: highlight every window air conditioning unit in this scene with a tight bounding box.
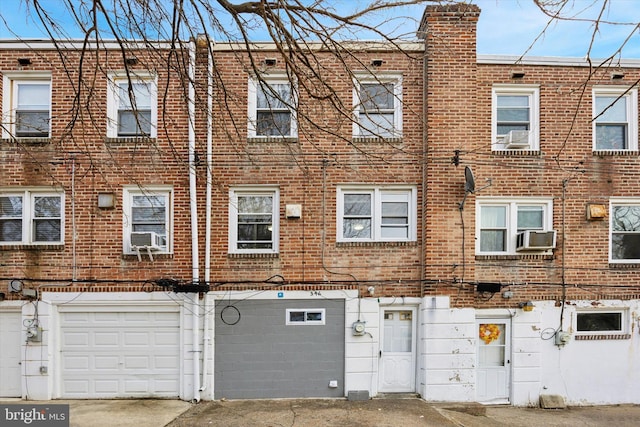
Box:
[503,130,530,148]
[130,231,162,250]
[516,230,557,251]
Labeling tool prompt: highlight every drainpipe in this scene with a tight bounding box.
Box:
[200,39,214,396]
[188,36,201,403]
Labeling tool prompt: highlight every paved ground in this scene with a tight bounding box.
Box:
[3,398,640,427]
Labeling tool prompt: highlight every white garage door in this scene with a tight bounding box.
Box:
[0,309,22,397]
[59,306,180,398]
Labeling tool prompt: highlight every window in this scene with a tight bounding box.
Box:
[353,75,402,139]
[476,198,553,254]
[2,73,51,138]
[593,87,638,151]
[610,199,640,262]
[229,187,279,253]
[286,309,325,325]
[0,189,63,245]
[107,73,157,138]
[248,76,297,138]
[337,186,416,242]
[123,186,172,254]
[575,310,629,339]
[492,85,539,150]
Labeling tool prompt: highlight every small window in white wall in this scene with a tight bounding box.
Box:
[593,87,638,151]
[286,309,325,325]
[491,85,539,151]
[107,73,157,138]
[575,310,628,337]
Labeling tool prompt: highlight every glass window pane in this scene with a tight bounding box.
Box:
[612,206,640,232]
[596,96,626,121]
[517,206,543,230]
[381,226,408,239]
[16,111,49,136]
[480,230,506,252]
[382,201,408,217]
[612,233,640,260]
[118,110,151,135]
[361,83,394,110]
[256,111,291,136]
[596,124,626,150]
[0,196,22,217]
[0,219,22,241]
[359,113,394,137]
[17,84,50,109]
[344,194,371,216]
[497,108,530,122]
[119,82,152,109]
[238,196,272,214]
[34,196,60,218]
[577,312,622,332]
[497,124,529,135]
[480,206,506,228]
[33,219,60,242]
[498,95,529,107]
[257,83,290,109]
[343,219,371,238]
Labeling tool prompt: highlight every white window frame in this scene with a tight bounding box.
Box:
[228,186,280,254]
[609,198,640,263]
[0,188,64,245]
[107,72,157,138]
[247,74,297,138]
[337,185,416,242]
[352,74,403,139]
[122,185,173,254]
[491,85,540,151]
[2,72,52,139]
[574,309,628,337]
[285,308,326,325]
[592,86,638,152]
[476,197,553,255]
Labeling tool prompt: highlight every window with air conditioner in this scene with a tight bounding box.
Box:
[593,87,638,152]
[610,199,640,263]
[353,74,402,140]
[123,186,172,254]
[0,189,63,245]
[477,198,554,255]
[492,85,539,151]
[248,75,297,139]
[2,73,52,139]
[107,72,157,138]
[229,187,279,254]
[337,186,416,242]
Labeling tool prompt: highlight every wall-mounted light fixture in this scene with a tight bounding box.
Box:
[511,70,525,79]
[97,192,116,209]
[18,58,32,66]
[518,301,535,312]
[371,59,384,67]
[586,203,607,220]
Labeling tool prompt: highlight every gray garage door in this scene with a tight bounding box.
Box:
[214,299,344,399]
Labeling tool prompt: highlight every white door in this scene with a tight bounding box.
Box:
[59,307,181,398]
[476,318,511,403]
[379,309,416,392]
[0,310,22,397]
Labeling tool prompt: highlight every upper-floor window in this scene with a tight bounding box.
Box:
[2,73,51,138]
[593,87,638,151]
[248,76,297,138]
[353,75,402,139]
[107,73,157,138]
[610,199,640,262]
[0,189,63,245]
[476,198,554,255]
[492,85,539,151]
[229,187,279,253]
[123,186,172,254]
[337,186,416,242]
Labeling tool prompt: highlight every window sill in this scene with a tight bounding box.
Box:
[337,241,417,247]
[351,136,403,144]
[228,252,279,259]
[609,263,640,269]
[475,253,554,260]
[1,137,51,145]
[574,334,631,341]
[0,243,64,250]
[105,136,156,144]
[492,148,540,156]
[121,253,173,260]
[247,136,298,143]
[593,150,638,156]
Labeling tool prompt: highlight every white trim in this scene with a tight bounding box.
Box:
[2,72,52,139]
[228,186,280,254]
[478,54,640,68]
[106,72,157,138]
[592,86,638,152]
[285,308,326,325]
[0,188,64,245]
[476,197,553,255]
[491,85,540,151]
[574,308,629,336]
[122,185,173,255]
[352,73,403,138]
[247,74,297,138]
[337,185,417,242]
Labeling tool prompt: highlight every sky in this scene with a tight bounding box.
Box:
[0,0,639,59]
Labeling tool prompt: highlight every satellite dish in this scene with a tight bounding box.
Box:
[464,166,475,194]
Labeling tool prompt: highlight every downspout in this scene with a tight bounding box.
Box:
[188,36,201,403]
[200,38,214,395]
